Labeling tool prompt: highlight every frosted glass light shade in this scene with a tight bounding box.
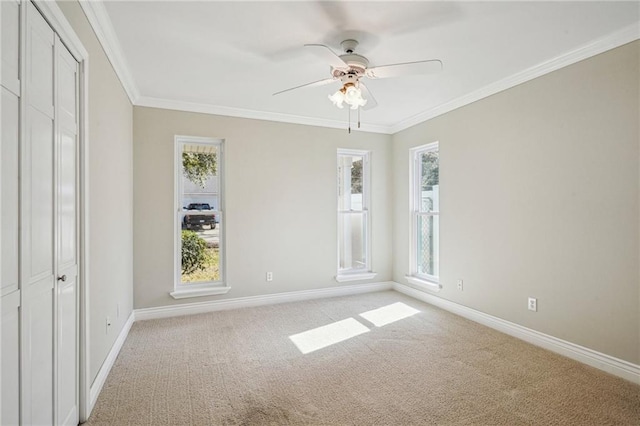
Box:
[328,91,345,108]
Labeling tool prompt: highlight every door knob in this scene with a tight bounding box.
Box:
[57,275,67,282]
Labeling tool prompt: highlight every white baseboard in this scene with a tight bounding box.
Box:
[135,281,394,321]
[393,282,640,384]
[89,311,135,412]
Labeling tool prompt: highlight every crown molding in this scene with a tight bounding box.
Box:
[390,23,640,134]
[78,0,139,103]
[136,96,393,134]
[78,2,637,135]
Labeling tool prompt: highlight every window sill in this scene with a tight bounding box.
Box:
[405,275,441,292]
[335,272,377,283]
[170,286,231,300]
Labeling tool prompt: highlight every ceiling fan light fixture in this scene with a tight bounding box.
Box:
[345,85,367,109]
[330,83,367,110]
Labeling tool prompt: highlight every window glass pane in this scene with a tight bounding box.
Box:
[182,144,220,210]
[338,212,366,271]
[338,154,364,211]
[417,214,439,277]
[181,215,221,283]
[180,143,221,283]
[420,151,439,213]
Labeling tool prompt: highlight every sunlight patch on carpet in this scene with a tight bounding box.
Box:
[359,302,420,327]
[289,318,370,354]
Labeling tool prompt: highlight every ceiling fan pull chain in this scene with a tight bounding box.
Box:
[348,108,351,134]
[358,108,361,129]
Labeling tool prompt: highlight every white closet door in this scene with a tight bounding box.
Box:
[1,1,21,425]
[21,2,56,425]
[2,3,81,425]
[55,36,79,426]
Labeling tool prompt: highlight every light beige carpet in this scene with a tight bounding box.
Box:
[86,291,640,425]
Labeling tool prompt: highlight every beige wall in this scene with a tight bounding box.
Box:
[392,41,640,364]
[58,1,134,382]
[133,108,392,309]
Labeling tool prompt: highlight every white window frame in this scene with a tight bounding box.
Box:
[406,142,441,292]
[171,135,230,299]
[335,149,376,282]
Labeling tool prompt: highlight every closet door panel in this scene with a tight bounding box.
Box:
[1,0,20,94]
[57,45,77,270]
[57,274,78,425]
[57,43,76,125]
[1,292,21,426]
[1,88,20,295]
[23,281,54,425]
[58,128,77,268]
[26,1,54,117]
[27,109,54,280]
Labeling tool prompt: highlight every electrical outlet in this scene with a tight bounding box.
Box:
[456,279,464,291]
[528,297,537,312]
[266,272,273,282]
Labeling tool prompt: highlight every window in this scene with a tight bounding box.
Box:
[408,142,440,290]
[172,136,229,299]
[336,149,376,282]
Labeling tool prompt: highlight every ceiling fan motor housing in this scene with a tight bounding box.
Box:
[333,56,368,86]
[339,53,369,72]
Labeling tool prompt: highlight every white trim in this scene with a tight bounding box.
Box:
[77,54,91,425]
[393,282,640,384]
[137,96,392,134]
[88,312,134,413]
[0,7,3,390]
[337,149,373,277]
[408,143,440,281]
[170,286,231,299]
[335,272,378,283]
[336,148,370,157]
[136,282,393,322]
[174,136,226,292]
[405,275,441,292]
[77,0,139,103]
[390,24,640,134]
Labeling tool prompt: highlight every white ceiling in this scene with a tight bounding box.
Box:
[96,1,640,133]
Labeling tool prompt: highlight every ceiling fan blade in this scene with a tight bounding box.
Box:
[366,59,443,79]
[304,44,348,69]
[359,82,378,111]
[272,77,336,96]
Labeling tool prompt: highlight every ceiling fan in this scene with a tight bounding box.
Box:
[273,39,443,115]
